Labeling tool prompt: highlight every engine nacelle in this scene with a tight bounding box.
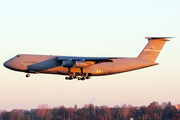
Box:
[74,61,90,68]
[62,60,74,67]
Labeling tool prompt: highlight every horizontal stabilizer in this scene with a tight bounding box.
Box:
[145,37,173,41]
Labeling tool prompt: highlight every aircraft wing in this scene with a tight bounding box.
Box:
[57,56,118,68]
[57,56,118,65]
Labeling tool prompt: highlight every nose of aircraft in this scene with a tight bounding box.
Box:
[4,56,26,71]
[3,57,19,70]
[3,60,11,69]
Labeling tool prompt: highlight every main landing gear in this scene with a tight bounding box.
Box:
[65,74,91,81]
[77,76,91,80]
[65,68,91,81]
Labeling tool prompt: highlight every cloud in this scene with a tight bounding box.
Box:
[90,97,97,103]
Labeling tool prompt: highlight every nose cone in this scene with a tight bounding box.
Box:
[3,60,10,69]
[3,61,8,67]
[3,58,19,71]
[4,56,26,71]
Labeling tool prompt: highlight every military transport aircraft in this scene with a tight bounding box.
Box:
[3,37,172,80]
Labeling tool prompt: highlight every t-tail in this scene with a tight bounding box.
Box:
[138,37,173,62]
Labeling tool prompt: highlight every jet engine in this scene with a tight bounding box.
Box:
[62,60,74,67]
[74,61,90,68]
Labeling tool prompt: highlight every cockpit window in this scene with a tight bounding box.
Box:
[16,55,20,57]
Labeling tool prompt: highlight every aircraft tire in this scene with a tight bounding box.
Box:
[70,75,73,79]
[26,74,30,77]
[69,78,73,80]
[65,77,69,80]
[73,75,78,79]
[81,76,85,80]
[86,76,91,79]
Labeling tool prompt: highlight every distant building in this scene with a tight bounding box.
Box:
[29,109,36,113]
[11,109,29,113]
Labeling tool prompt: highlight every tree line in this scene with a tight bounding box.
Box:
[0,101,180,120]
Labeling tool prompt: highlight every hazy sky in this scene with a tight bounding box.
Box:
[0,0,180,111]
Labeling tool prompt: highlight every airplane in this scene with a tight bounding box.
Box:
[3,37,172,80]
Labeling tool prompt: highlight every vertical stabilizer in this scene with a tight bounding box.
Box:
[138,37,172,62]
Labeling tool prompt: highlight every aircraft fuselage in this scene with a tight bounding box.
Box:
[4,54,158,76]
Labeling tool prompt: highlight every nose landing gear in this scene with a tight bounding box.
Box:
[26,73,30,77]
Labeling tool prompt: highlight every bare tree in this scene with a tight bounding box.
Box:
[161,102,168,109]
[35,104,52,120]
[104,106,112,120]
[118,104,132,120]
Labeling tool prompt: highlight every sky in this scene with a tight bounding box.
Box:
[0,0,180,111]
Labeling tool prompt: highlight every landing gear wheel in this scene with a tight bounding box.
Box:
[68,78,73,80]
[86,76,91,79]
[65,77,69,80]
[81,76,85,80]
[73,75,78,79]
[26,74,30,77]
[69,75,73,79]
[78,77,81,80]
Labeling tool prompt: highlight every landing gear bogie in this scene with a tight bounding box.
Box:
[65,72,91,81]
[65,76,73,80]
